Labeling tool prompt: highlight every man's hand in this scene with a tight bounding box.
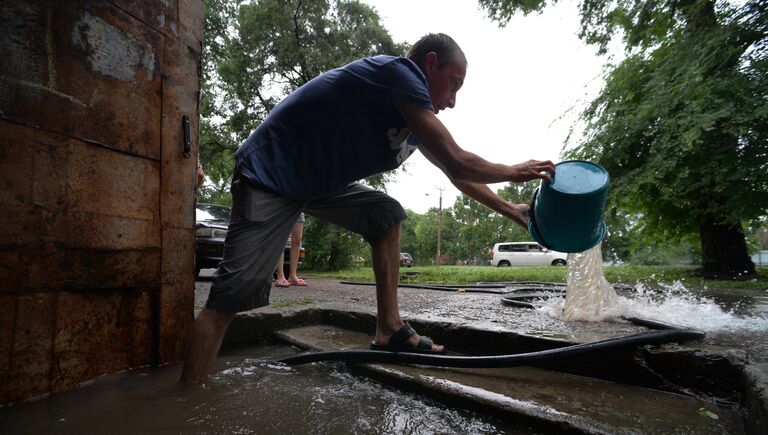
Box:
[507,203,531,228]
[509,160,556,183]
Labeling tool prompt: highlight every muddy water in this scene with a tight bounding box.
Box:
[0,346,537,435]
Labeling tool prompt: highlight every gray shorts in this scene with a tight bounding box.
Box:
[206,170,407,313]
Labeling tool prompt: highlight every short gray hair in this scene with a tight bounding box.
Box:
[406,33,466,71]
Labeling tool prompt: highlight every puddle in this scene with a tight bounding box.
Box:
[0,346,539,435]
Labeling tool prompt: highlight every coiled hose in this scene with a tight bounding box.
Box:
[278,282,705,367]
[279,322,703,366]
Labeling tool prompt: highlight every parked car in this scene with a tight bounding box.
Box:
[399,252,414,267]
[195,203,303,278]
[490,242,567,266]
[195,203,230,277]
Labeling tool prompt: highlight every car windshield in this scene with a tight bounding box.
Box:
[196,204,231,221]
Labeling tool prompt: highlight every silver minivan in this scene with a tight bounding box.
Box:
[490,242,567,266]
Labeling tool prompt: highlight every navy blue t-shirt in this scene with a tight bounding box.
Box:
[234,55,433,199]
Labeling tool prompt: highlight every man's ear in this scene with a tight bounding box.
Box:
[423,51,439,76]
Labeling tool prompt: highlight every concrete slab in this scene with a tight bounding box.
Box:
[276,325,745,434]
[744,363,768,433]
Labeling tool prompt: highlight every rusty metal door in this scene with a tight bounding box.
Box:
[0,0,203,403]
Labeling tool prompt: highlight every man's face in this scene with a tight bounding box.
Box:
[425,56,466,114]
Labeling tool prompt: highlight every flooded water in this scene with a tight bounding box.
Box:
[0,346,538,435]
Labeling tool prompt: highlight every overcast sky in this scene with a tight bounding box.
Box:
[361,0,612,213]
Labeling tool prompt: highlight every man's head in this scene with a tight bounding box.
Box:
[407,33,467,114]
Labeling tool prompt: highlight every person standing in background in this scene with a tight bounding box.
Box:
[274,213,307,287]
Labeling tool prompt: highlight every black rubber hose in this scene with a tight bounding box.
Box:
[278,328,704,367]
[283,284,705,368]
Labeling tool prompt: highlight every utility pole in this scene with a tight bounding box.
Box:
[425,187,444,266]
[436,187,443,266]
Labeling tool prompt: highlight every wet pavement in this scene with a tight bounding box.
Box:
[196,271,647,343]
[277,324,746,434]
[2,271,764,434]
[195,270,768,362]
[190,271,768,433]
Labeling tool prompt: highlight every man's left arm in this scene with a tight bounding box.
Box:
[452,180,531,228]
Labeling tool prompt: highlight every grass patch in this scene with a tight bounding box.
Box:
[305,265,768,290]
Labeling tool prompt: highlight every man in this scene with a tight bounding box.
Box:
[181,33,554,383]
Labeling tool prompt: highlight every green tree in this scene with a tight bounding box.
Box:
[450,194,498,262]
[411,208,451,265]
[200,0,408,269]
[198,0,242,206]
[496,181,539,241]
[399,209,423,262]
[479,0,768,277]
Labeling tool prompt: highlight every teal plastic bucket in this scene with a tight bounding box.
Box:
[528,160,609,253]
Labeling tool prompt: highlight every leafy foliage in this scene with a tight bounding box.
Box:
[199,0,408,269]
[396,182,539,266]
[198,0,242,206]
[478,0,553,24]
[480,0,768,275]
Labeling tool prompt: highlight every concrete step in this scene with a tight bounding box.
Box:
[275,325,745,434]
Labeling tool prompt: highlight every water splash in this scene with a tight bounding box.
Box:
[619,282,768,332]
[539,243,768,333]
[560,244,625,321]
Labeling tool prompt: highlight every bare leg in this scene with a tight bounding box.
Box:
[371,223,443,352]
[288,222,304,282]
[275,254,286,281]
[180,307,236,384]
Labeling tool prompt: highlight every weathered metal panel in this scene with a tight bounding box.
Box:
[0,295,16,398]
[0,1,163,159]
[0,0,202,403]
[160,37,200,228]
[0,293,56,403]
[110,0,179,37]
[12,189,156,257]
[59,212,160,251]
[179,0,205,49]
[0,120,67,247]
[51,289,154,393]
[0,125,35,208]
[0,121,161,294]
[155,0,204,363]
[0,121,160,244]
[158,227,195,362]
[0,245,161,294]
[68,136,160,222]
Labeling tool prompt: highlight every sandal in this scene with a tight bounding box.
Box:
[275,278,291,288]
[289,277,307,286]
[370,322,445,354]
